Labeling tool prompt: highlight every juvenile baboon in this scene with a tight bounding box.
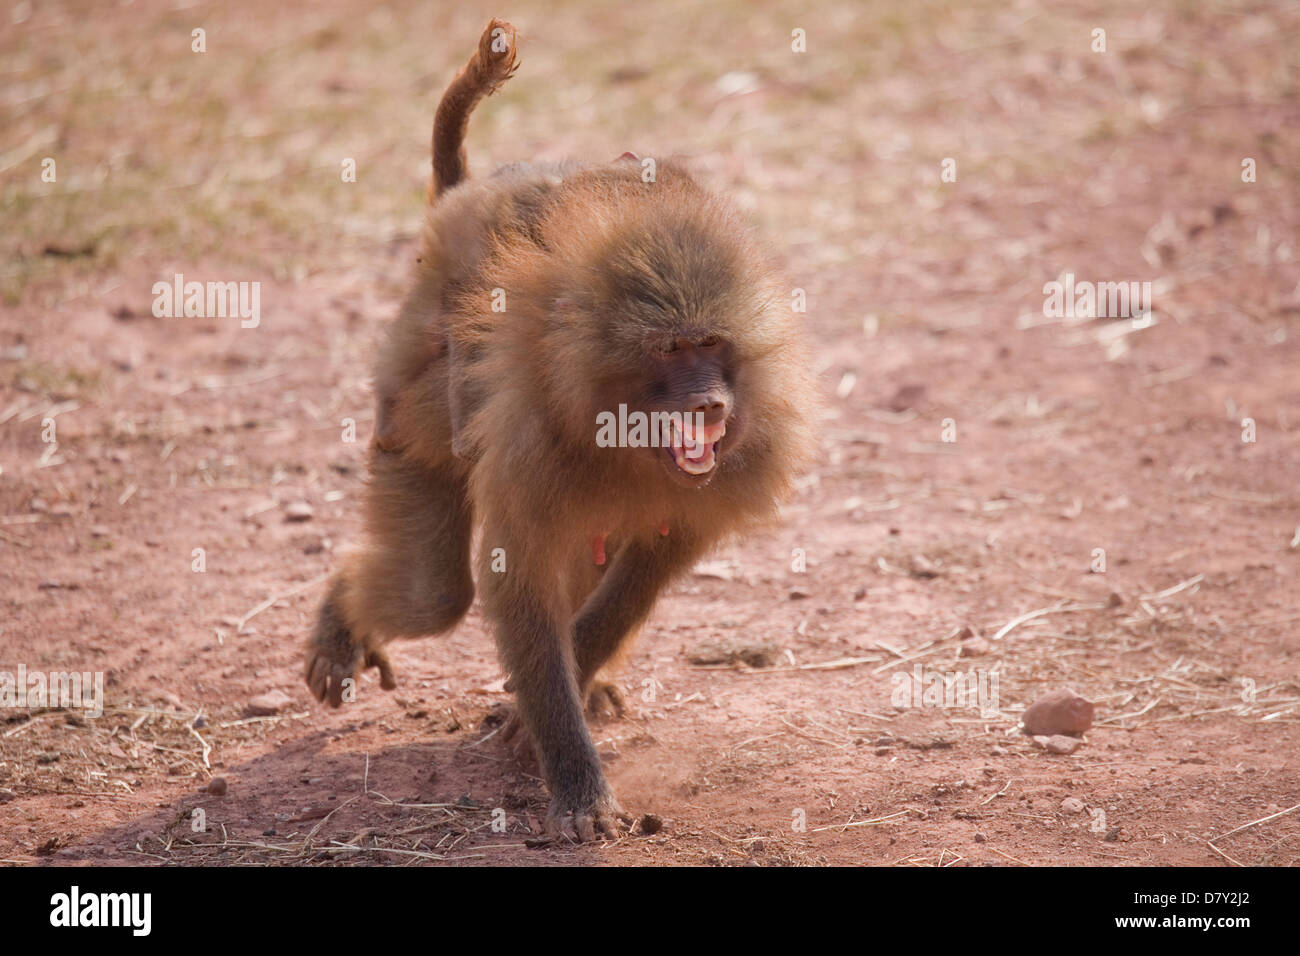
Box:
[306,18,815,841]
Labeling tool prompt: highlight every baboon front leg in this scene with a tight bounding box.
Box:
[305,449,474,707]
[485,561,629,840]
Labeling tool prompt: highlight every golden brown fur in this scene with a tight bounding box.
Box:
[305,18,815,841]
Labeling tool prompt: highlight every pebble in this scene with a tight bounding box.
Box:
[1032,734,1082,754]
[1021,688,1094,736]
[205,777,228,796]
[283,500,314,522]
[245,689,293,717]
[1061,797,1086,814]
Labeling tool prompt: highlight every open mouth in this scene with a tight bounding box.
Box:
[664,417,726,477]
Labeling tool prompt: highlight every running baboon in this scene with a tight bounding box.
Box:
[305,18,815,841]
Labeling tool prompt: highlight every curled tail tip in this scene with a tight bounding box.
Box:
[477,18,520,89]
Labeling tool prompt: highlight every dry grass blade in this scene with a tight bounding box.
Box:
[990,600,1110,641]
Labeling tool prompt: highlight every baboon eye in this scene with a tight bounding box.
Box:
[698,335,721,348]
[654,339,679,356]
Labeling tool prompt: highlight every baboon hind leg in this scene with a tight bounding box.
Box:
[306,450,474,706]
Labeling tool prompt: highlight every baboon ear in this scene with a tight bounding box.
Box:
[615,151,640,162]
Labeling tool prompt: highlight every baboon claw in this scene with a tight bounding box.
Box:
[366,649,398,690]
[585,680,628,719]
[544,796,631,843]
[304,605,398,707]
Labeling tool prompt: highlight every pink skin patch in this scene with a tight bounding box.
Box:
[658,521,669,537]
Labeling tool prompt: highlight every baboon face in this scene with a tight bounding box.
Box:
[638,331,742,488]
[564,190,776,491]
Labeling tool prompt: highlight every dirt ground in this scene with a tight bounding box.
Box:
[1,0,1298,867]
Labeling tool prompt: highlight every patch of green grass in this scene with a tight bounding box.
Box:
[1,360,107,402]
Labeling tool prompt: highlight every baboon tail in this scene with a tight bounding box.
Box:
[430,18,519,201]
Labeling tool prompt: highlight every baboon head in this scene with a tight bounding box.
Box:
[547,175,797,491]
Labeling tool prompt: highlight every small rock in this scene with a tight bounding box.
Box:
[1046,736,1081,754]
[788,588,811,600]
[1061,797,1086,814]
[637,814,664,835]
[990,744,1009,756]
[715,71,760,96]
[974,833,986,843]
[1021,688,1094,736]
[691,560,734,581]
[205,777,228,796]
[283,500,314,522]
[90,525,110,538]
[959,637,992,657]
[1032,734,1082,755]
[887,383,927,412]
[245,689,293,717]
